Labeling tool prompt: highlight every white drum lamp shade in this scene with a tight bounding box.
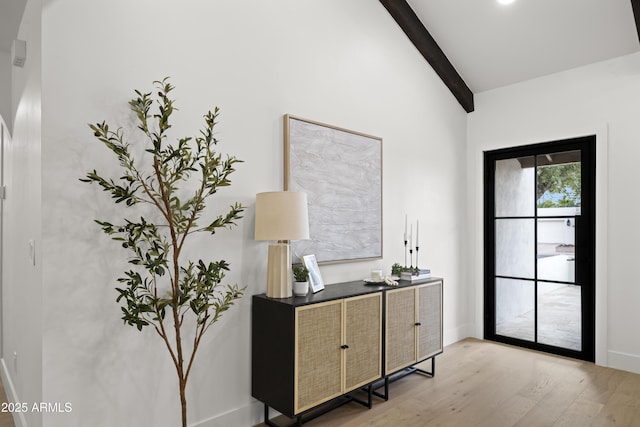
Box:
[255,191,310,298]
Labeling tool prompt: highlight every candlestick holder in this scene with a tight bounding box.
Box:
[415,246,420,270]
[404,240,408,267]
[409,248,413,268]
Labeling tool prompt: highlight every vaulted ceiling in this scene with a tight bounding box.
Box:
[382,0,640,112]
[2,0,639,113]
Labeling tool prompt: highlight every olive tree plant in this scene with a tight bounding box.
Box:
[81,78,244,427]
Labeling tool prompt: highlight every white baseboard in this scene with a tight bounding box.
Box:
[189,400,265,427]
[444,323,474,347]
[607,350,640,375]
[0,358,27,427]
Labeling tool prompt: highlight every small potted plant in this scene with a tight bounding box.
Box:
[292,265,309,296]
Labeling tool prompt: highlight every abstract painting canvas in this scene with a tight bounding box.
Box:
[285,115,382,264]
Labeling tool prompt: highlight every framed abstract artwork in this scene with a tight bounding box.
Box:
[284,114,382,264]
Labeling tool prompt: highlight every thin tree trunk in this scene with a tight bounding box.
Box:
[180,378,187,427]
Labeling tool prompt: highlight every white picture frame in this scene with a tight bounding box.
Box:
[302,254,325,293]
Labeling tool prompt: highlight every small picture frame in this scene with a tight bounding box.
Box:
[302,254,324,293]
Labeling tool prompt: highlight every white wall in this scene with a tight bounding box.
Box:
[0,51,11,130]
[32,1,469,426]
[2,0,43,426]
[468,52,640,372]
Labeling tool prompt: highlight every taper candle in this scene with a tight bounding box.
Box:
[409,224,413,248]
[404,214,408,241]
[416,220,419,247]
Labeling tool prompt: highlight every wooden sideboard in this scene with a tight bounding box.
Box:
[252,278,443,426]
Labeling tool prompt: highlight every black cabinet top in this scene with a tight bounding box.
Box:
[253,277,443,307]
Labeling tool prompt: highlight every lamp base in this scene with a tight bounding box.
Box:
[266,242,292,298]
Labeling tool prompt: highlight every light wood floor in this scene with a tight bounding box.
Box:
[258,338,640,427]
[0,378,16,427]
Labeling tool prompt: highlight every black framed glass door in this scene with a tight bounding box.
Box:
[484,136,595,361]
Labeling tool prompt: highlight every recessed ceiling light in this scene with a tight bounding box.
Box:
[498,0,516,4]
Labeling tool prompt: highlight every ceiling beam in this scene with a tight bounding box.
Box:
[379,0,474,113]
[631,0,640,44]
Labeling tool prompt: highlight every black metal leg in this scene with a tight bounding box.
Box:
[262,359,439,426]
[372,376,389,401]
[264,404,278,427]
[384,375,389,399]
[374,356,438,402]
[414,356,436,377]
[262,385,377,427]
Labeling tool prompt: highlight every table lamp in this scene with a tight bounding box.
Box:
[255,191,310,298]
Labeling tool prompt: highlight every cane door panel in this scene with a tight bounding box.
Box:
[295,300,342,413]
[344,293,382,391]
[417,282,443,360]
[385,287,417,373]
